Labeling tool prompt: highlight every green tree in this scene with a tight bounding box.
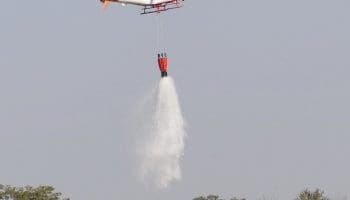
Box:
[194,195,243,200]
[193,196,207,200]
[207,195,221,200]
[194,195,223,200]
[295,189,330,200]
[230,197,246,200]
[0,185,69,200]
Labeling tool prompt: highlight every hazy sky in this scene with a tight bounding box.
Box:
[1,0,349,200]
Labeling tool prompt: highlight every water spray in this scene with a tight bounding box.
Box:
[139,55,186,189]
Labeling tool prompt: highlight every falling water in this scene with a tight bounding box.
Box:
[139,77,186,189]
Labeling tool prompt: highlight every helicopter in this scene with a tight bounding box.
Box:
[100,0,184,14]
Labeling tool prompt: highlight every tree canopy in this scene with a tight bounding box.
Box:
[193,195,245,200]
[193,189,330,200]
[0,185,69,200]
[295,189,330,200]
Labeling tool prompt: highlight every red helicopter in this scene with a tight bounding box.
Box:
[100,0,184,14]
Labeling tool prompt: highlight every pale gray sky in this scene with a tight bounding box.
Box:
[1,1,349,200]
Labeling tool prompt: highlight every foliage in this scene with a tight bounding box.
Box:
[0,185,69,200]
[193,195,245,200]
[230,197,246,200]
[194,189,331,200]
[295,189,330,200]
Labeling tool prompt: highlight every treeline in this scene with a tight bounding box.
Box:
[0,185,334,200]
[194,189,330,200]
[0,185,69,200]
